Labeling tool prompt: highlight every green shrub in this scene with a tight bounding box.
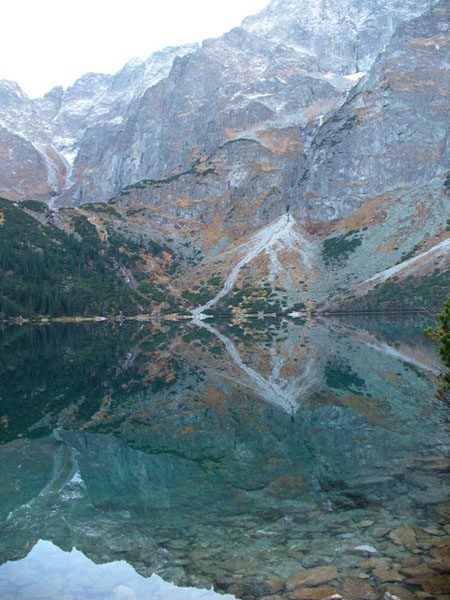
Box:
[20,199,47,213]
[424,295,450,389]
[322,230,362,265]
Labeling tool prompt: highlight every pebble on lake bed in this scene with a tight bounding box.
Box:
[372,568,403,584]
[417,574,450,595]
[353,545,378,554]
[382,583,416,600]
[423,527,444,536]
[359,558,390,570]
[399,556,421,568]
[359,520,375,528]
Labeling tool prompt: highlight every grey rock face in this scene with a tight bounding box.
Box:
[68,0,440,206]
[242,0,439,74]
[0,80,66,199]
[0,45,198,202]
[0,80,46,139]
[111,136,302,244]
[297,0,450,220]
[0,126,57,201]
[39,45,198,173]
[59,27,340,205]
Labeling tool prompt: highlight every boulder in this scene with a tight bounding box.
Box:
[286,567,339,592]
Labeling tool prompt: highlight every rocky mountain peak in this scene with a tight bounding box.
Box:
[242,0,439,73]
[0,79,31,104]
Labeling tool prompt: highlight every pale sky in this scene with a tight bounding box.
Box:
[2,0,270,99]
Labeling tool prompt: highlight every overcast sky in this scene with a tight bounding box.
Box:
[2,0,270,98]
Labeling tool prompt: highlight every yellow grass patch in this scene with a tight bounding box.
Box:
[257,127,303,154]
[333,193,388,233]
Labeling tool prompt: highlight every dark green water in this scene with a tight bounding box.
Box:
[0,316,449,600]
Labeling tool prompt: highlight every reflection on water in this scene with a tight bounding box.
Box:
[0,316,449,599]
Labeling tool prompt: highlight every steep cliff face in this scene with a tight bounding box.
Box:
[38,45,199,200]
[59,28,341,205]
[0,45,198,203]
[299,0,450,220]
[0,81,67,200]
[58,0,439,205]
[242,0,437,73]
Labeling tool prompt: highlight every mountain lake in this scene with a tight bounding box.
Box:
[0,315,448,599]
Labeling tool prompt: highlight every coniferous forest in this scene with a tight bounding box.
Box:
[0,198,150,318]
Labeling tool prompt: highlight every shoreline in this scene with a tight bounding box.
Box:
[0,308,436,326]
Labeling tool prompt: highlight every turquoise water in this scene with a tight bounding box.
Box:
[0,316,448,599]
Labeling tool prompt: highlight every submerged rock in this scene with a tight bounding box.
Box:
[341,577,378,600]
[360,521,375,529]
[372,569,403,584]
[399,557,421,568]
[389,528,417,552]
[423,527,445,537]
[429,557,450,574]
[420,574,450,595]
[353,545,378,555]
[359,558,391,571]
[382,586,415,600]
[382,583,416,600]
[287,585,342,600]
[398,565,438,579]
[286,566,339,592]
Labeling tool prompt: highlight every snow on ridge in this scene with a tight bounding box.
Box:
[343,71,366,81]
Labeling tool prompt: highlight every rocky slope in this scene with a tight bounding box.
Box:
[0,44,198,204]
[300,0,449,219]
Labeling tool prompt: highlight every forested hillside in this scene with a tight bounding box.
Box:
[0,198,178,318]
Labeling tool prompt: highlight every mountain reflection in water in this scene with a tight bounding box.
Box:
[0,316,449,600]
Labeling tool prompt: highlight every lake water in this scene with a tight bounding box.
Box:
[0,316,449,600]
